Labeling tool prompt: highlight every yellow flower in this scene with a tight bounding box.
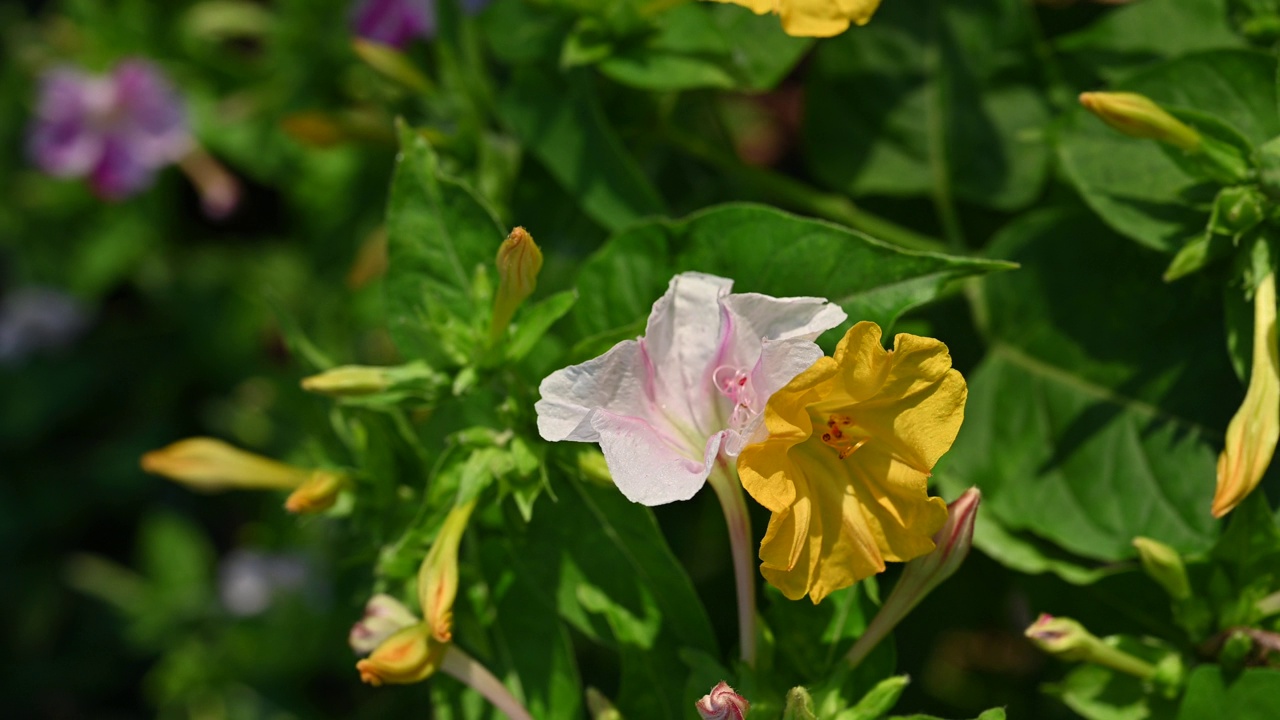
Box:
[737,322,966,602]
[706,0,883,38]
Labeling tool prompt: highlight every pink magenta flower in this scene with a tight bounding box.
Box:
[28,59,191,200]
[351,0,489,48]
[536,272,846,506]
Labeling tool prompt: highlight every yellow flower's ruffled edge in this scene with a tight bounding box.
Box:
[739,322,966,603]
[703,0,884,38]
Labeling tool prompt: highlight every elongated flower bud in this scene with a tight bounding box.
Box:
[418,500,476,643]
[350,593,420,654]
[141,437,308,491]
[1132,537,1191,600]
[696,682,749,720]
[1025,613,1156,679]
[284,470,348,514]
[356,623,445,686]
[1214,271,1280,517]
[845,488,980,667]
[490,227,543,343]
[302,366,391,395]
[1079,92,1201,151]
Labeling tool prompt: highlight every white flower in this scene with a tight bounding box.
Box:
[536,272,845,506]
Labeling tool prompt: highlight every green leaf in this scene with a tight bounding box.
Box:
[473,545,584,720]
[1046,649,1179,720]
[572,203,1013,345]
[1176,666,1280,719]
[1054,0,1244,82]
[500,473,717,719]
[506,290,578,362]
[890,709,1007,720]
[839,675,910,720]
[1058,50,1280,252]
[597,4,810,92]
[499,67,666,232]
[385,123,505,366]
[803,0,1050,211]
[943,209,1226,566]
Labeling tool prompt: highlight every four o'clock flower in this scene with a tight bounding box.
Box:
[537,271,845,666]
[536,271,845,505]
[28,60,192,200]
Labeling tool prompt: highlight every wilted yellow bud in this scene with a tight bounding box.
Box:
[141,437,308,491]
[1132,537,1191,600]
[418,500,476,642]
[284,470,348,514]
[356,623,446,686]
[301,366,392,396]
[489,227,543,343]
[1214,271,1280,517]
[1078,92,1201,151]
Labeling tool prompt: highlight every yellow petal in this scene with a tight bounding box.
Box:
[739,322,965,602]
[705,0,777,14]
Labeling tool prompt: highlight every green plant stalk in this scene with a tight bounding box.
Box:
[441,645,534,720]
[707,460,758,668]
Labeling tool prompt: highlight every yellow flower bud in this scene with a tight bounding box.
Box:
[356,623,446,686]
[141,437,308,492]
[284,470,348,514]
[300,365,391,396]
[1214,271,1280,517]
[1132,537,1191,600]
[490,227,543,344]
[1078,92,1202,151]
[418,500,476,643]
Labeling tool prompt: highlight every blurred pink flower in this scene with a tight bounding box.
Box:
[351,0,492,47]
[28,59,191,200]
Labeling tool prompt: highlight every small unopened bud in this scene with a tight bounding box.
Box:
[1079,92,1201,151]
[1025,613,1156,679]
[301,366,391,396]
[284,470,348,514]
[418,500,476,643]
[781,687,816,720]
[696,682,749,720]
[1132,537,1191,600]
[141,437,308,492]
[1214,271,1280,517]
[352,39,433,93]
[350,593,419,654]
[356,623,445,686]
[489,227,543,344]
[177,147,241,220]
[845,488,980,667]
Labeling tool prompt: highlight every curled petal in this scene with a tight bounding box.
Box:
[349,594,419,655]
[696,681,750,720]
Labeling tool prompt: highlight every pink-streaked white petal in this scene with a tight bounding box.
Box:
[535,271,845,507]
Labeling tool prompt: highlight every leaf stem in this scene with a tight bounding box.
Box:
[707,460,757,667]
[440,645,534,720]
[664,129,949,254]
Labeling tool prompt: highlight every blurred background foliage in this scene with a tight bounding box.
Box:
[3,0,1280,718]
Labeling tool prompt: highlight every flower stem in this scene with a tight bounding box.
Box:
[707,460,757,668]
[440,645,534,720]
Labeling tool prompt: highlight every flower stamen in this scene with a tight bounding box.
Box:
[819,414,868,459]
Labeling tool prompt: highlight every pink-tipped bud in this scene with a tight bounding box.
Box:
[845,488,980,667]
[349,593,420,655]
[696,682,749,720]
[1078,92,1202,151]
